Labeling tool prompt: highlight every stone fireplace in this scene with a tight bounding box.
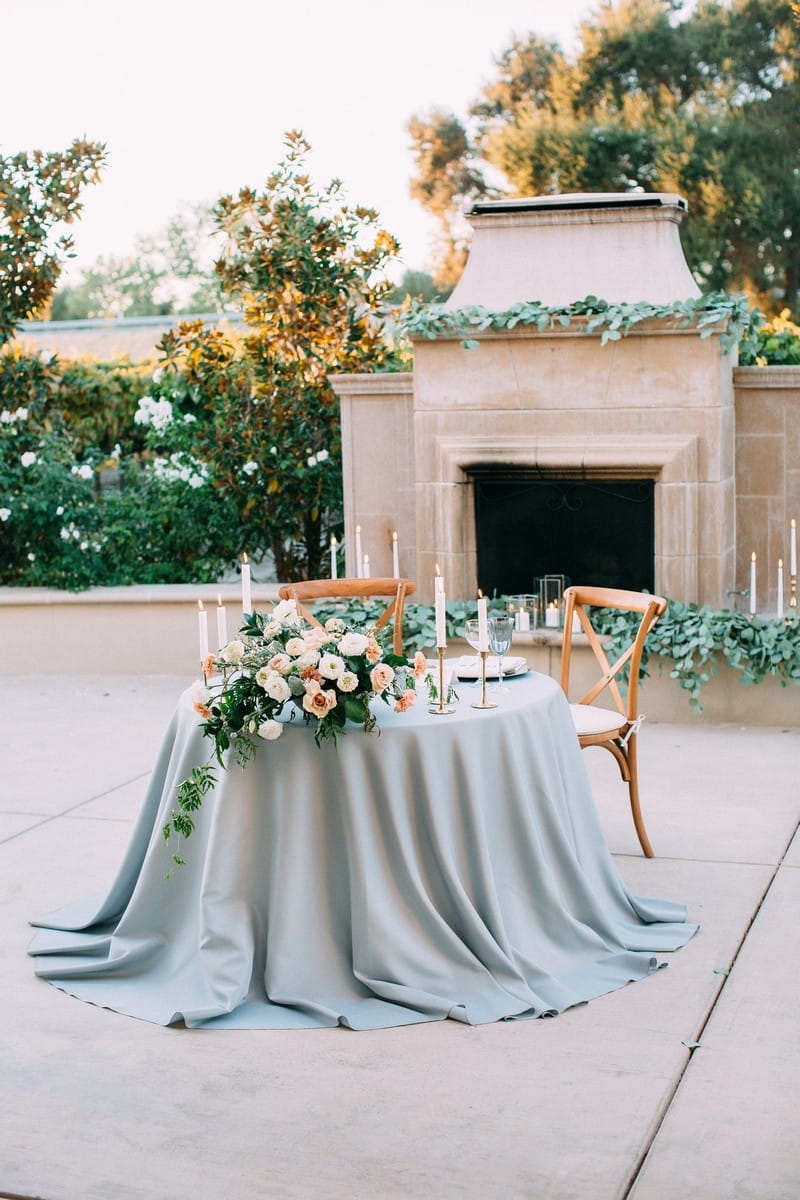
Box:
[331,193,739,607]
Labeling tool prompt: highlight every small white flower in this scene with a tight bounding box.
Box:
[220,639,245,664]
[316,448,329,463]
[270,445,278,454]
[190,680,211,705]
[71,464,93,480]
[338,671,359,692]
[20,451,37,468]
[134,395,173,432]
[14,407,28,421]
[0,410,12,423]
[151,366,164,383]
[242,461,259,476]
[55,505,64,516]
[319,653,345,680]
[264,675,291,703]
[183,413,197,424]
[79,541,89,551]
[307,454,318,467]
[27,552,36,562]
[112,443,122,459]
[257,719,283,741]
[60,528,70,541]
[188,474,204,489]
[271,598,300,625]
[338,631,370,657]
[0,508,10,522]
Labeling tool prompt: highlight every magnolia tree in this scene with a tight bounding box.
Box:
[0,139,106,343]
[154,131,402,581]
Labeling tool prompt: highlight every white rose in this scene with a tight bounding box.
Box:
[264,675,291,703]
[302,626,330,650]
[20,452,37,468]
[257,719,283,741]
[268,653,292,674]
[255,666,276,689]
[338,632,370,657]
[284,637,306,657]
[271,598,300,625]
[316,449,329,463]
[319,653,345,679]
[307,454,317,467]
[263,621,282,637]
[220,639,245,664]
[338,671,359,692]
[0,508,10,522]
[293,649,320,671]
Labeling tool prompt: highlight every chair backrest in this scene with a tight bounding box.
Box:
[277,578,416,656]
[560,586,668,721]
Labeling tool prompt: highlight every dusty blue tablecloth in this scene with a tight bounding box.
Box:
[29,672,697,1028]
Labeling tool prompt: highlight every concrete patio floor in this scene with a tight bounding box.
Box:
[1,675,798,1200]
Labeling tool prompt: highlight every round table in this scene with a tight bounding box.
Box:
[29,671,697,1028]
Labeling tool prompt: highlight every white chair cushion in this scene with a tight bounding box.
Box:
[568,703,626,738]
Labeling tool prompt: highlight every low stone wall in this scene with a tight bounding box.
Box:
[3,587,798,725]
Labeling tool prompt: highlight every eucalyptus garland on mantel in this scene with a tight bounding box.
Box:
[398,292,753,354]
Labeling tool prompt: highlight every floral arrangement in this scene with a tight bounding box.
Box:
[162,598,427,867]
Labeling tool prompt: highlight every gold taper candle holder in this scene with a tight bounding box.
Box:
[471,650,498,710]
[428,646,455,715]
[790,573,797,611]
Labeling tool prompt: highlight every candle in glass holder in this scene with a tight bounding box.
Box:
[777,559,784,619]
[330,535,338,580]
[749,551,757,615]
[545,600,560,628]
[392,530,400,577]
[216,593,228,647]
[241,552,252,615]
[477,591,489,651]
[197,599,209,661]
[355,525,363,578]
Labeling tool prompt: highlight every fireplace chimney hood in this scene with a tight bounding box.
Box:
[446,192,700,311]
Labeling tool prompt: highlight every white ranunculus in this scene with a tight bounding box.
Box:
[0,508,10,522]
[338,631,370,657]
[220,639,245,664]
[319,653,345,680]
[293,649,320,671]
[271,598,300,625]
[264,675,291,703]
[257,719,283,741]
[284,636,306,657]
[20,452,37,468]
[337,671,358,692]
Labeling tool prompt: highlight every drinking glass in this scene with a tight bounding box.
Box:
[464,619,483,686]
[488,615,513,690]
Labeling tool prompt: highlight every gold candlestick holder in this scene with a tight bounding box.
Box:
[790,573,797,612]
[471,650,498,710]
[428,646,455,715]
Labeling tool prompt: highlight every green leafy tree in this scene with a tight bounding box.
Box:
[156,131,401,581]
[0,138,106,343]
[50,204,222,320]
[409,0,800,315]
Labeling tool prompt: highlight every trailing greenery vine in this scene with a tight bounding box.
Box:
[398,292,754,354]
[314,597,800,712]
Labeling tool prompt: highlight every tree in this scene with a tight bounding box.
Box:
[156,131,401,581]
[409,0,800,316]
[50,204,223,320]
[0,138,106,343]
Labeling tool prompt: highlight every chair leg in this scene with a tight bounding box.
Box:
[624,733,654,858]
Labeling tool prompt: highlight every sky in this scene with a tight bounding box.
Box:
[1,0,597,282]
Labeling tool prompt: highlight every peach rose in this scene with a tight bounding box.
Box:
[201,653,216,677]
[302,667,322,682]
[413,651,428,678]
[302,687,337,716]
[193,702,213,719]
[365,637,382,663]
[369,663,395,693]
[394,689,416,713]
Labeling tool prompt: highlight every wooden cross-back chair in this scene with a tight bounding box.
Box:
[277,578,416,656]
[560,585,668,858]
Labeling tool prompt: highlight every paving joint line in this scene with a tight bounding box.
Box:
[0,771,151,845]
[620,816,800,1199]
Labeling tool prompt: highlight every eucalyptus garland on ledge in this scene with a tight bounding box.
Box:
[314,597,800,711]
[397,292,753,354]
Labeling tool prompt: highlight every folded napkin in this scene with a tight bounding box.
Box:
[456,655,527,679]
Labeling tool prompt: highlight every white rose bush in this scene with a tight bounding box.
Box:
[163,599,428,867]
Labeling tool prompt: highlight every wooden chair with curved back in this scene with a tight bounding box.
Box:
[560,585,668,857]
[277,577,416,656]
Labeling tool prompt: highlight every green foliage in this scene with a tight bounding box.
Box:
[592,600,800,709]
[409,0,800,316]
[0,138,106,343]
[738,309,800,365]
[156,131,402,581]
[398,292,753,354]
